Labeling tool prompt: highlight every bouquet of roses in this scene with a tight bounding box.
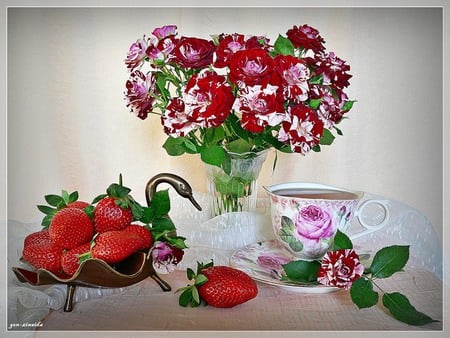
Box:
[124,24,355,215]
[124,24,354,161]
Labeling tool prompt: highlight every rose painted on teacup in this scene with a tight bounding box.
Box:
[290,204,338,258]
[294,205,335,240]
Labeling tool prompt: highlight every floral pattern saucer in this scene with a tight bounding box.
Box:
[230,240,339,294]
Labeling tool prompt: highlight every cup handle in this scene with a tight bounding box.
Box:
[351,199,390,239]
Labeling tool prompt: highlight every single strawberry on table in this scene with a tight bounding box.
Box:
[92,175,144,233]
[178,261,258,308]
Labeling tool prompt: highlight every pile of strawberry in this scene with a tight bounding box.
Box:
[22,176,179,278]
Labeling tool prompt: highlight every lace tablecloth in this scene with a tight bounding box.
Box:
[7,192,445,332]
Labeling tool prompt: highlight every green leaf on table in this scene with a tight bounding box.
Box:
[163,137,186,156]
[273,34,295,56]
[382,292,438,326]
[200,145,226,167]
[350,277,379,309]
[331,230,353,250]
[370,245,409,278]
[282,260,320,283]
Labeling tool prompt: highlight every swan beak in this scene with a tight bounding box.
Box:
[188,193,202,211]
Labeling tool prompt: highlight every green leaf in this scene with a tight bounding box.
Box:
[163,137,186,156]
[37,205,56,216]
[282,260,320,283]
[149,189,171,218]
[382,292,438,326]
[183,139,198,154]
[308,98,322,110]
[69,191,79,203]
[204,126,225,144]
[41,214,53,229]
[179,287,194,307]
[350,277,379,309]
[370,245,409,278]
[319,128,335,146]
[92,193,107,204]
[331,230,353,250]
[312,144,321,152]
[273,34,295,56]
[194,273,208,287]
[44,194,63,207]
[61,190,70,204]
[309,74,324,85]
[107,183,131,198]
[226,138,253,154]
[342,100,356,112]
[200,145,226,167]
[187,268,195,280]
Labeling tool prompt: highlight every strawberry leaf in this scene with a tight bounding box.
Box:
[37,205,56,216]
[44,194,63,207]
[92,194,107,204]
[69,191,79,203]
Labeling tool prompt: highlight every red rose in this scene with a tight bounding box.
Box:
[317,249,364,290]
[172,37,215,69]
[228,49,277,86]
[161,98,200,137]
[183,71,235,128]
[274,55,310,102]
[311,52,352,89]
[278,104,323,155]
[214,33,246,68]
[286,24,325,53]
[233,84,285,133]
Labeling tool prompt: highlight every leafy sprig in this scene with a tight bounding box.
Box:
[282,230,438,326]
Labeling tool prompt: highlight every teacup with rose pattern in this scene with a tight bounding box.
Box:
[264,182,389,260]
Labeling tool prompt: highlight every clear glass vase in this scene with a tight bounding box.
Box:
[204,149,269,217]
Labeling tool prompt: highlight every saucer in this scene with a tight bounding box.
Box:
[230,240,339,294]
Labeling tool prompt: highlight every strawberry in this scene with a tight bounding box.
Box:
[92,175,144,233]
[37,190,92,228]
[93,196,133,233]
[178,261,258,308]
[123,224,153,250]
[61,242,91,276]
[23,229,51,247]
[22,241,64,274]
[49,207,94,249]
[66,201,90,210]
[89,230,144,264]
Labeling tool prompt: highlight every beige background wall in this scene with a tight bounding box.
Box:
[7,7,443,242]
